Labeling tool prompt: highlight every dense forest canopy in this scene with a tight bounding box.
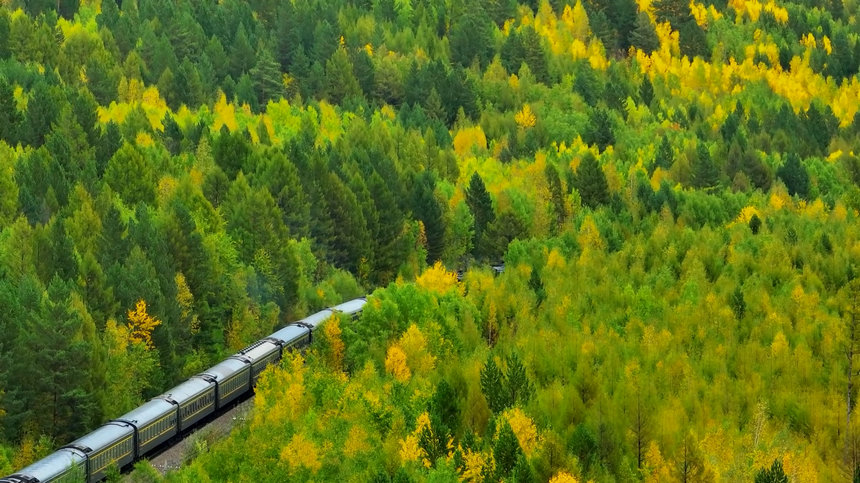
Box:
[0,0,859,480]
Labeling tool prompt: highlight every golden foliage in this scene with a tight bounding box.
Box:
[399,324,436,376]
[385,344,411,383]
[175,273,199,335]
[343,426,370,458]
[322,317,345,371]
[503,408,540,456]
[279,432,322,474]
[126,300,161,349]
[213,92,238,132]
[460,448,491,482]
[577,215,605,252]
[399,433,422,463]
[549,472,579,483]
[515,104,537,128]
[453,126,488,157]
[416,261,463,296]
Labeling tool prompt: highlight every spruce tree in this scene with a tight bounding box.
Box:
[777,153,810,199]
[691,143,719,190]
[576,153,610,209]
[494,420,524,479]
[465,172,495,259]
[631,12,659,54]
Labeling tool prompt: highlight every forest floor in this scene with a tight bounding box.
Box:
[127,397,255,478]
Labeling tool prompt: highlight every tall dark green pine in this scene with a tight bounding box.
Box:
[0,10,11,60]
[545,163,567,235]
[8,277,99,442]
[323,173,371,274]
[325,47,362,105]
[505,353,534,406]
[520,26,549,84]
[275,2,300,70]
[754,459,789,483]
[653,0,708,58]
[412,171,445,264]
[0,76,20,144]
[251,45,284,106]
[586,108,614,152]
[631,12,659,54]
[777,153,810,199]
[449,2,494,68]
[368,171,406,285]
[576,153,610,209]
[229,24,256,79]
[258,150,311,239]
[465,172,495,259]
[480,357,509,413]
[691,143,720,190]
[213,127,252,178]
[23,82,60,147]
[639,75,654,107]
[494,420,524,479]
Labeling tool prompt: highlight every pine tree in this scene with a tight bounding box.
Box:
[250,45,284,106]
[450,2,494,68]
[545,163,567,235]
[576,153,610,209]
[754,459,789,483]
[494,420,524,479]
[480,357,509,413]
[777,153,810,199]
[691,143,719,190]
[639,76,654,107]
[465,172,495,259]
[631,12,659,54]
[412,172,445,264]
[0,76,20,144]
[586,108,615,151]
[325,47,362,105]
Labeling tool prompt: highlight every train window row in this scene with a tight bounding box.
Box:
[253,352,279,377]
[141,414,175,445]
[183,393,214,420]
[221,373,246,399]
[92,437,131,473]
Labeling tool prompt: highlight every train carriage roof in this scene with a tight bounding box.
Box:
[159,377,215,405]
[331,298,367,316]
[65,422,133,454]
[6,448,86,482]
[203,357,249,381]
[300,308,335,331]
[115,398,176,429]
[268,324,308,346]
[236,339,280,363]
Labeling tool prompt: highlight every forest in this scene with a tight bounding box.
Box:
[0,0,859,480]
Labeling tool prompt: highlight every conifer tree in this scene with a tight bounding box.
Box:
[691,143,719,190]
[777,153,810,199]
[466,172,495,259]
[576,153,610,209]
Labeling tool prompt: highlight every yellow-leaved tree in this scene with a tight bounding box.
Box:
[549,472,579,483]
[279,432,322,475]
[126,300,161,349]
[416,261,463,295]
[515,104,537,128]
[385,344,411,383]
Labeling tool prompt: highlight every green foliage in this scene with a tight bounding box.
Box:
[754,459,789,483]
[576,153,610,209]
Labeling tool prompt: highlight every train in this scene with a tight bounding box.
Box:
[0,298,368,483]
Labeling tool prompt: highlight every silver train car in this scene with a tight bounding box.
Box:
[0,298,366,483]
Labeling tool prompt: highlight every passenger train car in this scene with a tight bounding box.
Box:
[0,298,367,483]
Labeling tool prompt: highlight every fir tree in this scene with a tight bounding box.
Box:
[777,153,810,199]
[576,153,610,208]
